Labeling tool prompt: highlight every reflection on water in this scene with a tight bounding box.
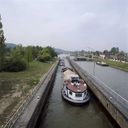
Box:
[76,61,128,100]
[38,66,114,128]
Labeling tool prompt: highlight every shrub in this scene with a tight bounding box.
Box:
[37,55,45,62]
[4,59,27,72]
[37,53,52,62]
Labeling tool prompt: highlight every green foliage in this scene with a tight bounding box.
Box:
[32,46,42,59]
[38,53,52,62]
[0,18,6,71]
[0,42,5,71]
[110,47,119,55]
[4,59,27,72]
[46,46,57,57]
[27,79,39,87]
[2,45,27,72]
[25,46,33,66]
[106,59,128,71]
[10,45,25,61]
[2,39,56,71]
[0,60,53,127]
[37,46,56,62]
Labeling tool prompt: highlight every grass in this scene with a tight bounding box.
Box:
[0,61,52,79]
[0,97,19,126]
[0,60,53,127]
[0,80,15,99]
[96,57,128,72]
[106,59,128,72]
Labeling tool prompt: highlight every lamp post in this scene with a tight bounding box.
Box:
[87,47,96,76]
[93,54,96,76]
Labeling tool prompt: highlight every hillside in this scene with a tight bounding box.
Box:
[6,43,16,48]
[54,48,70,54]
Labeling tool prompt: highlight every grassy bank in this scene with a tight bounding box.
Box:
[0,61,53,127]
[105,60,128,72]
[97,57,128,72]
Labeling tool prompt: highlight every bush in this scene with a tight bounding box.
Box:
[37,56,45,62]
[4,59,27,72]
[37,54,52,62]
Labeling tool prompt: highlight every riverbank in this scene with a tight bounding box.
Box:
[97,58,128,72]
[106,59,128,72]
[0,61,52,127]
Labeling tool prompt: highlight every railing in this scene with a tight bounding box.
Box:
[69,58,128,120]
[87,71,128,119]
[3,61,58,128]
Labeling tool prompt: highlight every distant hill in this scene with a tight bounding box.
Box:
[6,43,17,48]
[54,48,70,54]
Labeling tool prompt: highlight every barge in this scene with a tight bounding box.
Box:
[61,67,90,105]
[96,61,109,66]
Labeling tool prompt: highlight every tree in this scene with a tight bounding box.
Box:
[46,46,57,57]
[0,16,6,71]
[4,45,27,72]
[10,45,24,61]
[110,47,119,55]
[95,51,101,56]
[117,51,125,61]
[31,46,42,59]
[25,46,32,66]
[37,47,56,62]
[40,48,52,61]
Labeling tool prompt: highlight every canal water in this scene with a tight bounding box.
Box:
[76,61,128,100]
[37,63,116,128]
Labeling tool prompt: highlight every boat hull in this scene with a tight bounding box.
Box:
[61,88,90,105]
[96,62,109,66]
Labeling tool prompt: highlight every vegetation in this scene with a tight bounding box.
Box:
[0,44,57,72]
[73,47,128,71]
[37,46,57,62]
[0,17,6,71]
[0,61,53,126]
[0,18,56,72]
[106,59,128,72]
[3,59,27,72]
[0,16,57,127]
[103,47,127,61]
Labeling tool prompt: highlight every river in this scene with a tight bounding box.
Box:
[76,61,128,101]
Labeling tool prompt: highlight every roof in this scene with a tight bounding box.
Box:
[65,80,87,92]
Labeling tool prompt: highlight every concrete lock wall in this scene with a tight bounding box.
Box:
[68,58,128,128]
[6,60,59,128]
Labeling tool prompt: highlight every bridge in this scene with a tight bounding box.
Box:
[74,56,94,61]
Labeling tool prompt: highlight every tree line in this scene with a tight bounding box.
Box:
[0,18,57,72]
[96,47,127,61]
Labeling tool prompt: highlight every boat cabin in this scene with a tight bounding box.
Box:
[63,72,87,101]
[61,68,90,104]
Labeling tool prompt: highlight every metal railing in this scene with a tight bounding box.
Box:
[3,61,58,128]
[69,58,128,120]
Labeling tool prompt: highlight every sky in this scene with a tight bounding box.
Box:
[0,0,128,51]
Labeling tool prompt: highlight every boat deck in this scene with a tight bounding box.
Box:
[65,80,87,92]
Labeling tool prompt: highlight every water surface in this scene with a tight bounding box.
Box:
[38,66,114,128]
[76,61,128,100]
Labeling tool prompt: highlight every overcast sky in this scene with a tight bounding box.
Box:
[0,0,128,51]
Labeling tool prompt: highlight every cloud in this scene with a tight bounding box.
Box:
[0,0,128,51]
